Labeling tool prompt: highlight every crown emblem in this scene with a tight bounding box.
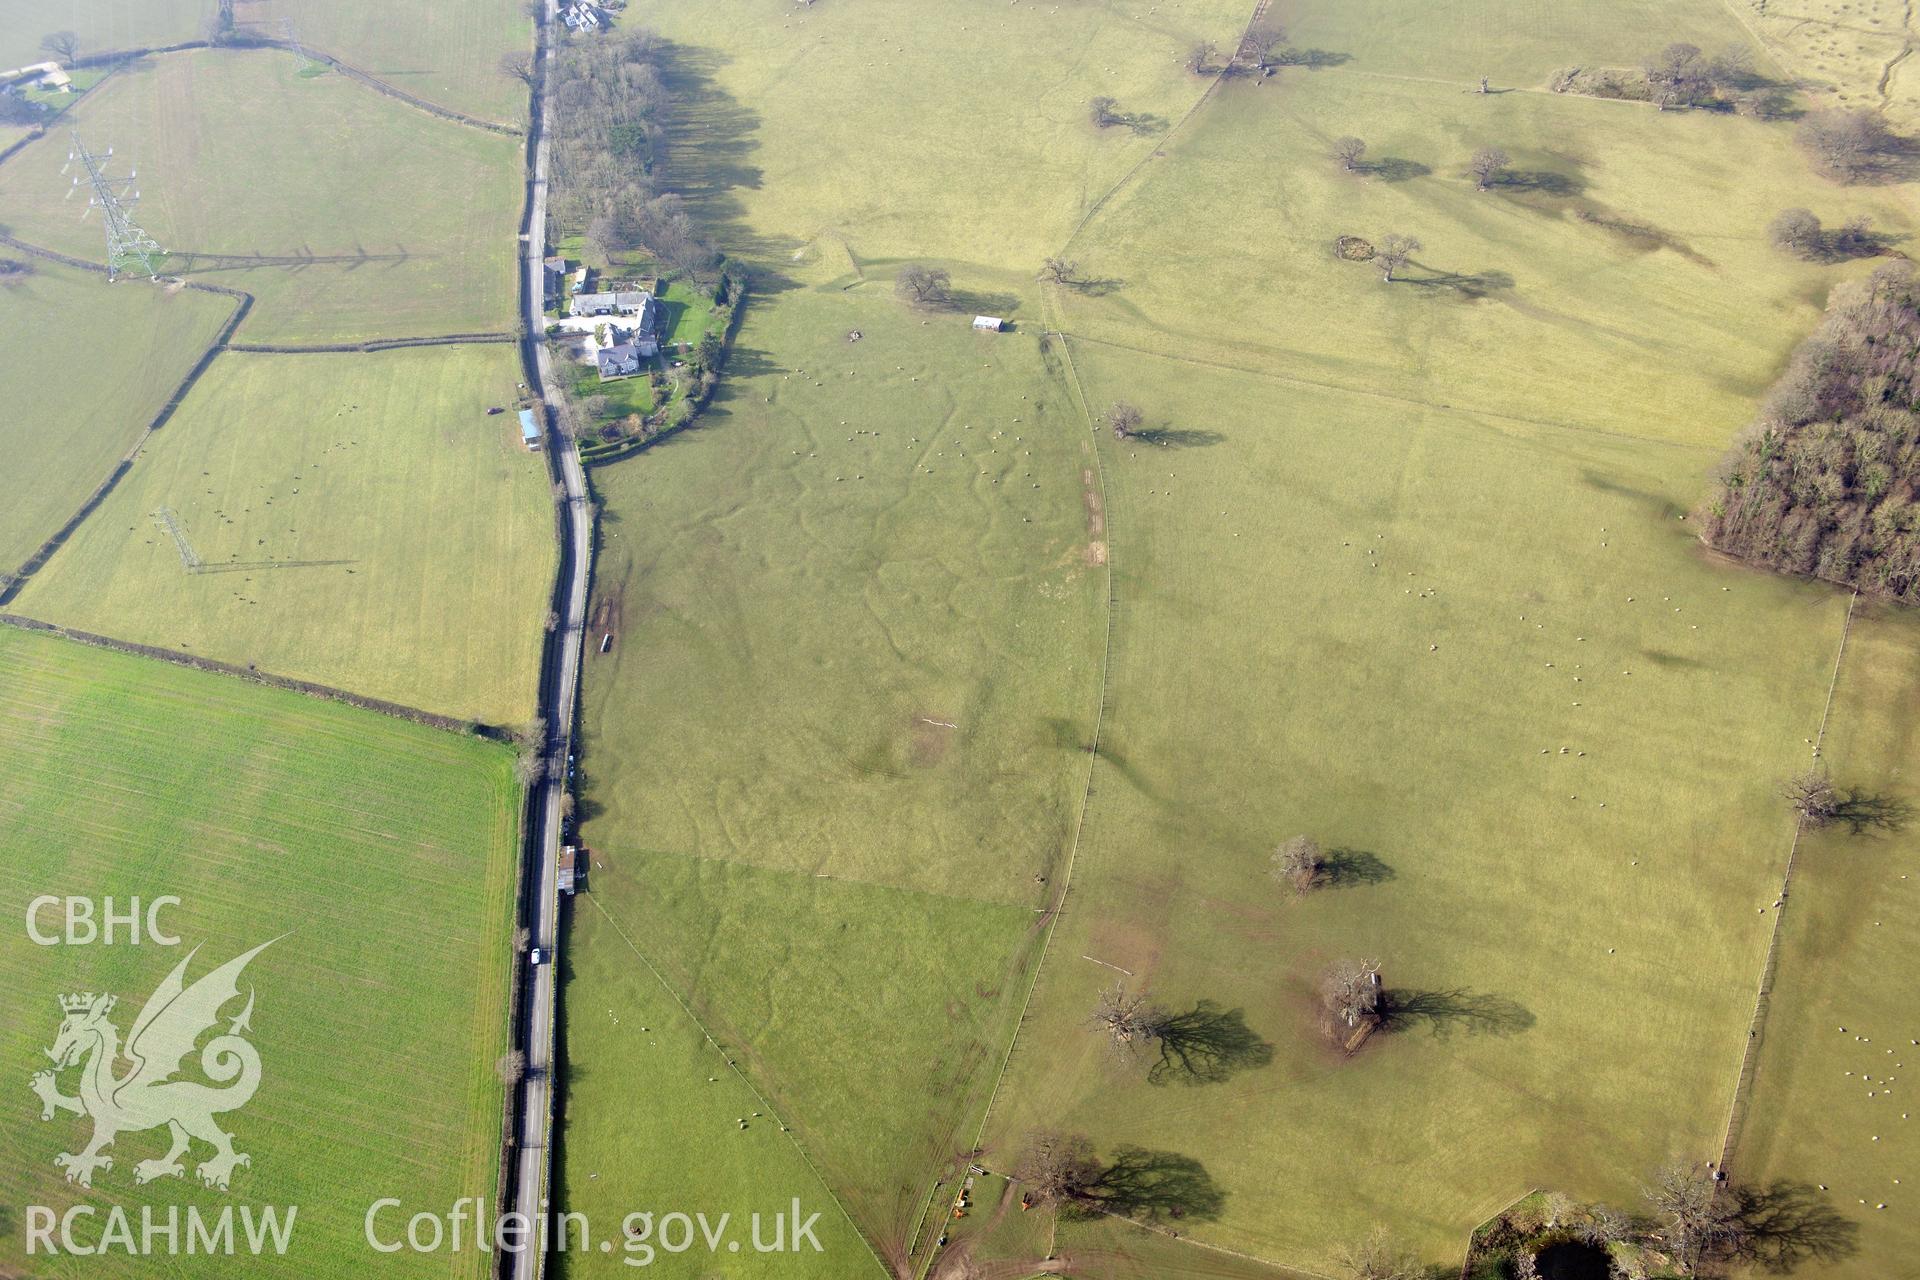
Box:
[59,993,112,1015]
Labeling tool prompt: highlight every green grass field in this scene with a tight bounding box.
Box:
[1736,604,1920,1277]
[553,898,863,1280]
[0,260,235,577]
[557,0,1920,1274]
[568,288,1104,1265]
[980,340,1845,1263]
[0,49,520,342]
[1057,71,1910,443]
[0,624,520,1278]
[0,0,207,68]
[12,344,555,726]
[244,0,530,125]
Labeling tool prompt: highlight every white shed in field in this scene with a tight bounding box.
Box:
[972,316,1004,332]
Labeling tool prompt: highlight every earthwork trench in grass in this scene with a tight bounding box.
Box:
[979,341,1851,1267]
[567,282,1107,1269]
[0,625,520,1280]
[13,344,555,727]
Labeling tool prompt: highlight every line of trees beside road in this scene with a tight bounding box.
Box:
[539,28,722,287]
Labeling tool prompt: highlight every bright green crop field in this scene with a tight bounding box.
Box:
[0,624,521,1278]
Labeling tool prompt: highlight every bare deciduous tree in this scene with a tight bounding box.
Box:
[40,31,79,62]
[1015,1131,1101,1208]
[1646,42,1707,109]
[1469,145,1509,190]
[1089,95,1121,128]
[1106,401,1144,440]
[1186,40,1217,74]
[1321,958,1382,1030]
[1239,22,1286,72]
[1332,136,1367,171]
[1783,768,1840,826]
[495,1050,527,1085]
[1834,214,1877,257]
[1578,1203,1632,1247]
[1333,1226,1424,1280]
[499,51,535,85]
[1272,835,1323,893]
[1768,208,1824,258]
[1089,981,1164,1055]
[1642,1162,1744,1274]
[1043,256,1080,285]
[1376,233,1420,282]
[894,263,952,309]
[1798,108,1891,182]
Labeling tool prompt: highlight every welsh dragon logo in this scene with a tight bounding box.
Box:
[29,941,274,1191]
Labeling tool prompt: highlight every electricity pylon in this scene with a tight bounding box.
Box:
[65,131,162,281]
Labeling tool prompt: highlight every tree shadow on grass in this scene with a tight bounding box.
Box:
[1321,848,1395,888]
[1077,1148,1227,1223]
[1129,425,1224,449]
[1831,789,1913,835]
[1400,264,1515,300]
[1063,275,1126,297]
[1494,168,1586,197]
[1147,1002,1273,1085]
[1360,157,1430,182]
[1730,1182,1859,1273]
[1379,988,1534,1038]
[946,287,1023,318]
[1273,48,1351,69]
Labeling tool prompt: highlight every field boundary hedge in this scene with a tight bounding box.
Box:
[228,332,515,353]
[0,233,253,606]
[53,37,523,137]
[0,612,514,739]
[1715,587,1860,1178]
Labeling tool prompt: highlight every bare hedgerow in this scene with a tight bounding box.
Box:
[1333,1226,1424,1280]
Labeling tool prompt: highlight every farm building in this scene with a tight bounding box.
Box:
[569,290,653,319]
[562,3,601,32]
[543,257,566,306]
[597,343,642,380]
[972,316,1005,332]
[559,846,580,894]
[518,408,542,451]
